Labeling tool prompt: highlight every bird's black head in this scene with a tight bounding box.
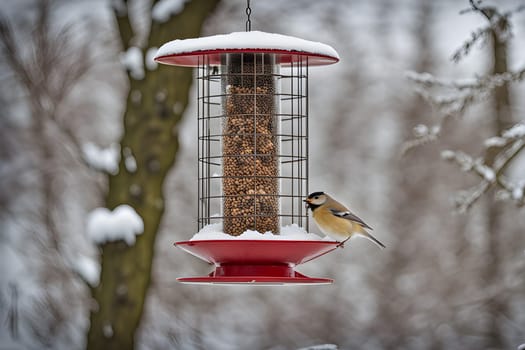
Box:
[303,191,327,211]
[307,191,325,199]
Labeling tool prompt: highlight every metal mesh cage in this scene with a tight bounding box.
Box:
[197,53,309,235]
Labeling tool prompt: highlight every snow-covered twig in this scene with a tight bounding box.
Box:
[406,68,525,91]
[452,0,522,62]
[440,124,525,209]
[401,123,440,155]
[441,150,495,211]
[493,138,525,206]
[403,69,525,156]
[454,181,491,213]
[451,25,492,63]
[406,68,525,120]
[152,0,187,23]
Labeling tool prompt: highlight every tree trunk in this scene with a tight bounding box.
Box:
[86,1,220,349]
[372,1,438,347]
[483,14,512,349]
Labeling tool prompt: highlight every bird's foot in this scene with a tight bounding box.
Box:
[337,238,351,249]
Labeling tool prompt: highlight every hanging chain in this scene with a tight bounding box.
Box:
[245,0,252,31]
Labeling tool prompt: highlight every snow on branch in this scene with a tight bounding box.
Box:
[297,345,338,350]
[441,150,495,212]
[120,46,145,80]
[440,123,525,210]
[82,142,120,175]
[452,1,525,62]
[502,123,525,138]
[72,256,100,287]
[451,25,493,63]
[406,68,525,118]
[401,123,440,155]
[453,181,492,213]
[406,68,525,91]
[403,68,525,156]
[87,205,144,246]
[145,47,158,71]
[152,0,187,23]
[441,149,495,182]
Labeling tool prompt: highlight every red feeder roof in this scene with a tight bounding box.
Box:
[154,31,339,67]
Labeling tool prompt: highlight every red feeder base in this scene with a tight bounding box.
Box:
[175,240,339,285]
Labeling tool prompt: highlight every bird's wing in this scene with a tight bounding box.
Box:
[329,208,373,230]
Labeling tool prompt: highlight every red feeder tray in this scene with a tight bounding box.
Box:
[175,240,339,285]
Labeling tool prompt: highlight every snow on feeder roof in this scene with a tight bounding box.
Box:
[155,30,340,285]
[155,31,339,67]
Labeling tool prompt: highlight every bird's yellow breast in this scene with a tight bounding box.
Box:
[313,206,355,236]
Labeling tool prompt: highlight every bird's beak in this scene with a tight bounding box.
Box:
[303,198,310,209]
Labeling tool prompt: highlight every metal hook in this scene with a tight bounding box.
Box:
[245,0,252,32]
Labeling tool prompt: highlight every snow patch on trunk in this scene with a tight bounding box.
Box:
[87,205,144,245]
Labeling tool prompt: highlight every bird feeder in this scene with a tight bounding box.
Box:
[155,30,339,284]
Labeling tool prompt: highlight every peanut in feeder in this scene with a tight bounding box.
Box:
[222,53,279,235]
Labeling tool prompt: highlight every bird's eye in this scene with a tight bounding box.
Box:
[314,196,319,199]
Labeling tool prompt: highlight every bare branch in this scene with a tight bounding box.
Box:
[6,284,19,340]
[451,25,491,63]
[469,0,494,21]
[453,1,522,62]
[0,15,34,93]
[0,6,98,171]
[454,180,491,213]
[493,138,525,177]
[112,0,134,50]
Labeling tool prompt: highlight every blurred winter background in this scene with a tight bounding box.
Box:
[1,0,524,349]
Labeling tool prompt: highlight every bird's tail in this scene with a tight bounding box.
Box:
[359,231,386,249]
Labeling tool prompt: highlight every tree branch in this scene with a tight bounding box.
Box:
[441,130,525,210]
[112,0,134,50]
[469,0,494,21]
[0,15,35,94]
